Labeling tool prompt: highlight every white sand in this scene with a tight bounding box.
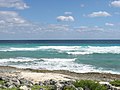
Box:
[20,71,74,83]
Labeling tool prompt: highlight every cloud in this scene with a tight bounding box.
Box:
[0,0,29,9]
[56,16,74,22]
[105,23,114,26]
[80,4,85,8]
[111,0,120,7]
[64,12,72,15]
[88,11,111,17]
[0,11,33,34]
[75,26,104,32]
[0,11,27,25]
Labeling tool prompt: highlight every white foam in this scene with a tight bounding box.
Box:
[0,46,80,52]
[67,46,120,55]
[0,57,39,63]
[1,46,120,55]
[41,58,76,62]
[0,57,75,63]
[1,57,120,74]
[67,52,93,55]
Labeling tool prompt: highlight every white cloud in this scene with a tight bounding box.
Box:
[0,11,27,25]
[0,0,29,9]
[111,0,120,7]
[57,16,74,22]
[75,26,104,32]
[80,4,85,8]
[88,11,111,17]
[64,12,72,15]
[105,23,114,26]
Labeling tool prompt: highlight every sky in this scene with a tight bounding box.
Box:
[0,0,120,40]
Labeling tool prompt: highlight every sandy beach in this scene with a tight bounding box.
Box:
[0,66,120,83]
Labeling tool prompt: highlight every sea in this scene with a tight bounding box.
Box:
[0,40,120,74]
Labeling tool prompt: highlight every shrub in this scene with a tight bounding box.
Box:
[110,80,120,87]
[73,80,107,90]
[63,85,76,90]
[31,85,55,90]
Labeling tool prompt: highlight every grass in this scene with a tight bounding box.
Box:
[110,80,120,87]
[0,88,20,90]
[31,85,55,90]
[73,80,107,90]
[0,80,5,85]
[63,85,76,90]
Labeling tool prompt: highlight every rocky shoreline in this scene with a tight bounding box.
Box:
[0,66,120,90]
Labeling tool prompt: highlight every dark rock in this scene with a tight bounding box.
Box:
[1,76,9,82]
[19,78,33,87]
[39,88,44,90]
[63,85,76,90]
[84,86,90,90]
[43,80,50,85]
[11,78,20,87]
[39,81,44,86]
[49,79,57,85]
[77,87,84,90]
[55,82,64,90]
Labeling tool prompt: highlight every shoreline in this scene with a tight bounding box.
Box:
[0,66,120,83]
[1,66,120,90]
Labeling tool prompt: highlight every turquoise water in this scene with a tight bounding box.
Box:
[0,42,120,74]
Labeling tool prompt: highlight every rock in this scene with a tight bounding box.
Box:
[48,85,56,90]
[8,84,16,89]
[84,86,90,90]
[63,85,76,90]
[4,82,10,87]
[99,81,112,89]
[39,81,44,86]
[77,87,84,90]
[1,76,9,82]
[39,88,44,90]
[20,85,31,90]
[111,86,120,90]
[55,82,64,90]
[49,79,57,85]
[19,78,33,87]
[43,80,50,85]
[11,78,21,87]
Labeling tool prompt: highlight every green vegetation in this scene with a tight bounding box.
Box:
[73,80,107,90]
[0,88,20,90]
[0,80,5,85]
[110,80,120,87]
[31,85,55,90]
[63,85,76,90]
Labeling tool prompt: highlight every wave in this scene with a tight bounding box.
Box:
[0,57,39,63]
[0,46,79,51]
[1,46,120,54]
[0,57,119,74]
[67,46,120,55]
[0,57,76,63]
[41,58,76,62]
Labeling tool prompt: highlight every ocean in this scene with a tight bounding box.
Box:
[0,40,120,74]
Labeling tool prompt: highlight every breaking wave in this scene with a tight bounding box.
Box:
[1,46,120,55]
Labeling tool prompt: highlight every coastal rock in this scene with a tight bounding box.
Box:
[55,82,64,90]
[99,81,112,89]
[11,77,21,87]
[77,87,84,90]
[19,78,33,87]
[111,86,120,90]
[49,79,57,85]
[20,85,31,90]
[39,81,44,86]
